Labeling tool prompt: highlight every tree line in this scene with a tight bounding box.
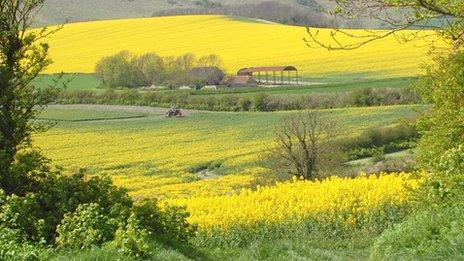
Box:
[95,51,224,88]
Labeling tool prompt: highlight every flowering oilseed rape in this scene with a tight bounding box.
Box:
[40,15,444,77]
[35,105,421,201]
[165,173,423,229]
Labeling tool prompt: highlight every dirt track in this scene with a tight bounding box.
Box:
[47,104,202,116]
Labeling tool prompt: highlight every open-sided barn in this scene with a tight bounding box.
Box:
[237,66,299,85]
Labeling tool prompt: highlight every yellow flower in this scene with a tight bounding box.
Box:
[165,173,424,230]
[36,15,444,77]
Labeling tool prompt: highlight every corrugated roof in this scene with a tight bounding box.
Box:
[238,66,297,74]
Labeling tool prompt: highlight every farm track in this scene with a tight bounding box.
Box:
[47,104,204,117]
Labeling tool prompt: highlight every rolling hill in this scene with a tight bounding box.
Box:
[37,0,329,26]
[41,15,441,78]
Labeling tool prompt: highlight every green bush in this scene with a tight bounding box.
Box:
[132,199,197,244]
[56,203,119,249]
[371,201,464,260]
[56,86,420,112]
[106,214,153,259]
[371,148,386,163]
[437,145,464,176]
[341,122,418,161]
[0,227,45,261]
[0,151,197,259]
[253,93,271,111]
[416,51,464,174]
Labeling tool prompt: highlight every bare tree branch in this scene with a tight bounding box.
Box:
[305,0,464,51]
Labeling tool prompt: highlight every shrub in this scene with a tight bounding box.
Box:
[0,227,44,261]
[56,203,118,249]
[159,205,197,243]
[416,51,464,174]
[426,145,464,199]
[371,201,464,260]
[0,152,197,259]
[132,199,197,244]
[362,157,417,174]
[56,86,421,112]
[253,93,271,111]
[437,145,464,176]
[0,192,47,242]
[343,123,418,161]
[349,88,377,106]
[371,148,386,163]
[106,214,153,259]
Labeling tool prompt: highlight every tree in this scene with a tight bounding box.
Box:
[0,2,198,253]
[416,51,464,175]
[197,54,224,69]
[267,110,344,180]
[131,52,164,86]
[305,1,464,51]
[95,50,134,87]
[0,0,61,193]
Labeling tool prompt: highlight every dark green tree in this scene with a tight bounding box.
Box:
[0,0,60,194]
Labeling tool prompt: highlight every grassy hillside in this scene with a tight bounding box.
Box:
[41,15,441,78]
[37,0,327,26]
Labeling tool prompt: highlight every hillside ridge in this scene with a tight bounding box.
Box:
[38,0,353,27]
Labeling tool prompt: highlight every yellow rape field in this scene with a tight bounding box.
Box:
[165,173,423,229]
[40,15,443,77]
[35,105,425,230]
[35,105,421,201]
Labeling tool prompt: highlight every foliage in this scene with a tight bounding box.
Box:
[343,122,418,161]
[106,214,153,259]
[56,86,420,112]
[56,203,120,249]
[131,200,197,244]
[253,93,271,112]
[416,51,464,175]
[436,145,464,176]
[0,149,196,258]
[0,170,196,257]
[0,226,47,261]
[95,51,223,88]
[371,200,464,260]
[0,0,61,195]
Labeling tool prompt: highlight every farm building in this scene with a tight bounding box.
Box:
[188,67,226,85]
[226,76,258,87]
[237,66,299,85]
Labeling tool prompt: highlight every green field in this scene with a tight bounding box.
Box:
[35,104,422,199]
[34,74,103,91]
[191,76,416,98]
[35,73,416,99]
[39,106,146,121]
